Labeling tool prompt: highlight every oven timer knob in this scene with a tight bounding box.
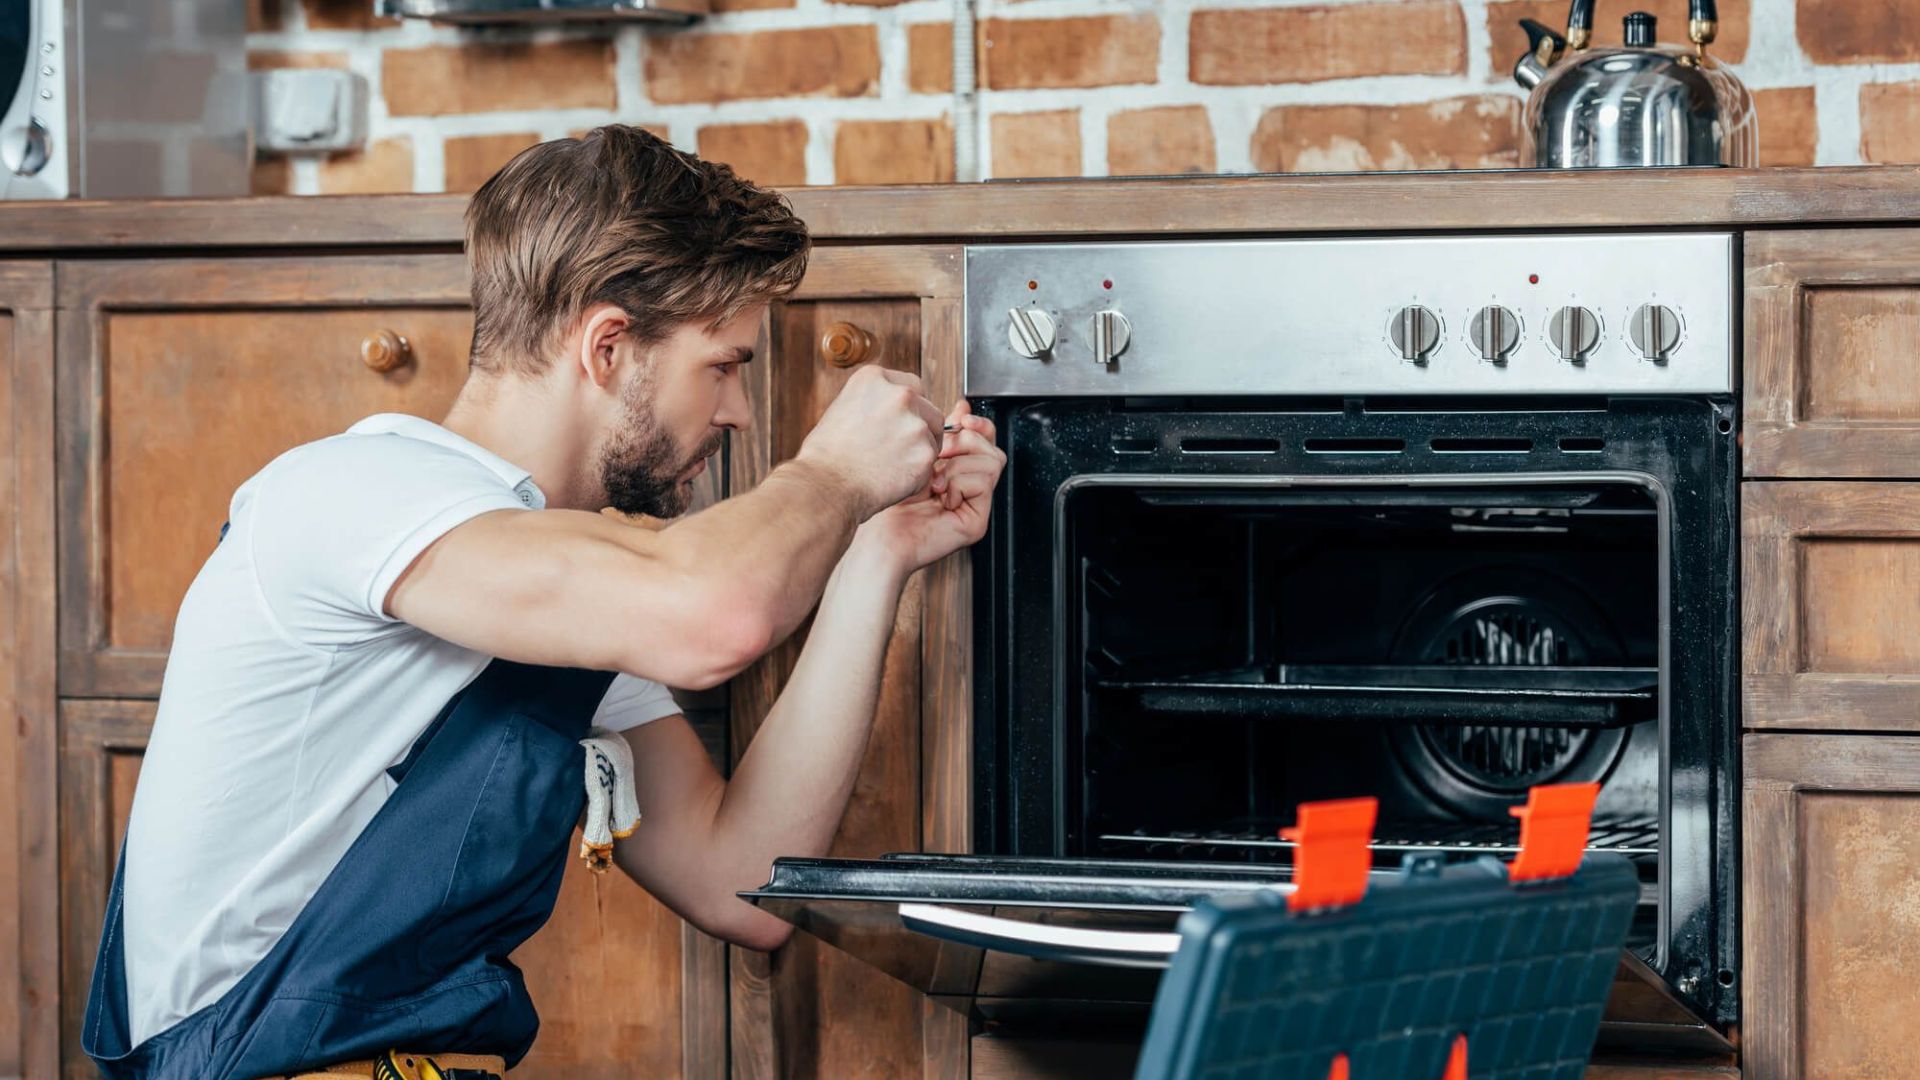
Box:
[1629,303,1683,363]
[1549,305,1602,363]
[1007,307,1057,359]
[1388,305,1442,365]
[1091,309,1132,365]
[1469,305,1521,364]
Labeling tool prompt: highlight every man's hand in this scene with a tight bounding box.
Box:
[855,400,1004,574]
[794,366,946,521]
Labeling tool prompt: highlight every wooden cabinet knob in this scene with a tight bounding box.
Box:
[820,322,875,368]
[361,329,413,373]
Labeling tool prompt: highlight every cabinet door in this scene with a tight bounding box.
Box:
[1745,229,1920,477]
[727,246,970,1080]
[1,262,55,1080]
[55,256,476,698]
[1744,482,1920,731]
[1745,734,1920,1079]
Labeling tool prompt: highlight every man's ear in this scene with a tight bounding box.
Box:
[576,304,632,392]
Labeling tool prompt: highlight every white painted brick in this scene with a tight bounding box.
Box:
[251,0,1884,191]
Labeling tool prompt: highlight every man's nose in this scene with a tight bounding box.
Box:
[715,375,751,430]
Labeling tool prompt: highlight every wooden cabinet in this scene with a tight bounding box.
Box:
[1741,228,1920,1080]
[54,256,476,698]
[1744,735,1920,1080]
[1745,229,1920,478]
[726,246,970,1080]
[1,262,55,1080]
[1743,482,1920,732]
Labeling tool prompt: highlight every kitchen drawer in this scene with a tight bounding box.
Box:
[1745,229,1920,478]
[54,256,473,698]
[1745,734,1920,1080]
[1743,482,1920,731]
[51,697,714,1080]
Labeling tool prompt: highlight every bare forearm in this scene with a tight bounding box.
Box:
[713,536,910,882]
[657,458,866,644]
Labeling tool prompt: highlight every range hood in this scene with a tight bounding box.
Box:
[381,0,706,24]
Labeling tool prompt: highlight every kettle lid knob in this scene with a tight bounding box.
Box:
[1624,11,1657,46]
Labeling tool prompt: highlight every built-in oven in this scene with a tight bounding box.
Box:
[746,234,1739,1057]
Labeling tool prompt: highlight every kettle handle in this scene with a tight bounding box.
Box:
[1690,0,1719,45]
[1565,0,1595,49]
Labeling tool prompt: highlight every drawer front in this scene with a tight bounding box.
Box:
[55,256,473,697]
[1745,734,1920,1080]
[1745,229,1920,477]
[1744,481,1920,731]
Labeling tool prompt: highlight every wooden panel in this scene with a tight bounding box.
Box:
[731,295,929,1080]
[55,256,472,697]
[512,846,687,1080]
[1744,229,1920,477]
[1743,482,1920,731]
[0,262,53,1080]
[1800,287,1920,422]
[1745,734,1920,1080]
[55,700,151,1080]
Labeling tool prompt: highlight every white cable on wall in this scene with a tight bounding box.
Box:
[952,0,980,182]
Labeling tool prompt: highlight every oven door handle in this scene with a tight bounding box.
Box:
[897,902,1182,969]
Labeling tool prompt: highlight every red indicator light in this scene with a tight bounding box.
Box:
[1103,279,1113,289]
[1529,274,1540,284]
[1027,280,1038,290]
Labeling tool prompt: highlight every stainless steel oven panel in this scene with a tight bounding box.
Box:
[964,234,1734,397]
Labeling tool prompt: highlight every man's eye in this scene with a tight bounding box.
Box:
[715,363,736,377]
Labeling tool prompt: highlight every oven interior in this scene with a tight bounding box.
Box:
[1063,478,1663,948]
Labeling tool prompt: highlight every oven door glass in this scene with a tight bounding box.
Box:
[744,854,1733,1057]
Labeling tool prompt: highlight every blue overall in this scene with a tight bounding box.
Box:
[82,659,616,1079]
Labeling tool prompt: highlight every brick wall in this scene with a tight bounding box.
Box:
[246,0,1920,196]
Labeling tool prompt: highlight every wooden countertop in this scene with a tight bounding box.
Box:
[5,166,1920,252]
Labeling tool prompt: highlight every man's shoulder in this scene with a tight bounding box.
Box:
[257,424,509,500]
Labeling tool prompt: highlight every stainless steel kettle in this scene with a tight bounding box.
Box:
[1513,0,1755,168]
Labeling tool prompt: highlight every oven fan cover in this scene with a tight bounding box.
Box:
[1388,569,1631,820]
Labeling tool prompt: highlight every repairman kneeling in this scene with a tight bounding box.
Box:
[82,125,1006,1080]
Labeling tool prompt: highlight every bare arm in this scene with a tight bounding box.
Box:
[388,365,945,690]
[613,535,911,947]
[614,409,1004,948]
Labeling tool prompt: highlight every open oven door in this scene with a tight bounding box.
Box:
[743,853,1734,1055]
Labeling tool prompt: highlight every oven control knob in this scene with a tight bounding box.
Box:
[1090,309,1132,365]
[1549,305,1602,363]
[1629,303,1682,363]
[1007,307,1057,359]
[0,120,51,178]
[1388,305,1442,365]
[1469,305,1521,364]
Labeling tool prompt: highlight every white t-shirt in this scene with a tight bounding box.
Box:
[121,413,681,1045]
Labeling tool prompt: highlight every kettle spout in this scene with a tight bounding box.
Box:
[1515,54,1548,89]
[1514,18,1567,89]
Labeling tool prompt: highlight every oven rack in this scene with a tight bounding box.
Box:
[1098,817,1659,859]
[1093,664,1658,729]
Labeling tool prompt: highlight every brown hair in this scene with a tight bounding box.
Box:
[464,124,810,373]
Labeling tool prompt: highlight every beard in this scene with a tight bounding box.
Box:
[599,386,722,519]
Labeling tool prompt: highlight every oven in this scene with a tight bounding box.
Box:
[746,233,1738,1055]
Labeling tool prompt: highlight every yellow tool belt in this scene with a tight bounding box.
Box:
[258,1049,507,1080]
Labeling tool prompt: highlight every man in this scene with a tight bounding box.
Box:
[81,125,1005,1080]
